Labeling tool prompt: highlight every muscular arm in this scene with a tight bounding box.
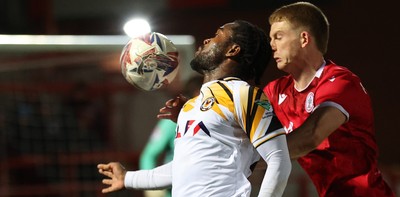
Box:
[287,106,347,159]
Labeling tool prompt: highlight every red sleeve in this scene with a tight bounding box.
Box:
[315,67,372,120]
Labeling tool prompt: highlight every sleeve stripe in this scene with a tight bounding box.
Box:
[265,115,283,135]
[253,132,286,149]
[216,81,234,102]
[245,87,263,138]
[245,87,254,138]
[207,86,219,104]
[252,116,284,148]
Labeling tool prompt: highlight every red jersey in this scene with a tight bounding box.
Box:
[264,61,394,197]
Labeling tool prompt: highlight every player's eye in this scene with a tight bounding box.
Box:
[275,33,283,40]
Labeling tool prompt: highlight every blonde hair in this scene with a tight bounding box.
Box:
[269,2,329,54]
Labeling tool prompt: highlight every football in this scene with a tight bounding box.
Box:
[120,32,180,91]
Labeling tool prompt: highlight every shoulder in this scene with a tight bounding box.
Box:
[215,79,266,105]
[323,60,357,78]
[208,78,254,96]
[264,75,292,97]
[320,60,362,87]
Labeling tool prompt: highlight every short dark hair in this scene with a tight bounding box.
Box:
[230,20,271,85]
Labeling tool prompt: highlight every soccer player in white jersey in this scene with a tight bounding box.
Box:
[98,20,291,197]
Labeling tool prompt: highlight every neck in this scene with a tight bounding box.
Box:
[203,61,240,83]
[292,57,324,91]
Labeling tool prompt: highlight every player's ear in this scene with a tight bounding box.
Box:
[226,44,240,57]
[300,31,310,48]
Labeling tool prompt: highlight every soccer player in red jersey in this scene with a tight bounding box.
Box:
[264,2,395,197]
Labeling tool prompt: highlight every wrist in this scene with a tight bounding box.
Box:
[124,171,134,189]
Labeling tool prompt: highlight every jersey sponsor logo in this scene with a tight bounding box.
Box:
[200,97,215,111]
[329,76,336,82]
[305,92,314,113]
[262,111,274,119]
[278,94,287,105]
[255,99,271,111]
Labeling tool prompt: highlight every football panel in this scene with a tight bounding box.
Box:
[120,32,181,91]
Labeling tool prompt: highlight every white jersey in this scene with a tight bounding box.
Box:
[172,77,285,197]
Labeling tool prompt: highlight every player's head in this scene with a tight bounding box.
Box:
[190,20,271,85]
[269,2,329,54]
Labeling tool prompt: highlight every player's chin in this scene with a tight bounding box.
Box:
[276,62,285,70]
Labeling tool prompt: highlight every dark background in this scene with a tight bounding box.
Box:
[0,0,399,196]
[3,0,394,163]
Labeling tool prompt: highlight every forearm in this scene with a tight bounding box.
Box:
[125,162,172,190]
[287,106,346,160]
[286,127,317,160]
[257,135,291,197]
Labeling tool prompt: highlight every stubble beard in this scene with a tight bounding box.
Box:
[190,44,226,75]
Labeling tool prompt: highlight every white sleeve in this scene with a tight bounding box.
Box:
[124,162,172,190]
[256,134,291,197]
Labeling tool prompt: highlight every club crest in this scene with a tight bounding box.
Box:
[200,97,215,111]
[305,92,314,113]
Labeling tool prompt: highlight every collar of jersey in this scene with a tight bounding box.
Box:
[203,77,242,87]
[219,77,242,81]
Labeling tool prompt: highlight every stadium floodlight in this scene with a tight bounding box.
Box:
[123,18,151,38]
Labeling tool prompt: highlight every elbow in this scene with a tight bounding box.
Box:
[301,122,324,150]
[307,133,323,150]
[298,133,324,157]
[288,128,324,159]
